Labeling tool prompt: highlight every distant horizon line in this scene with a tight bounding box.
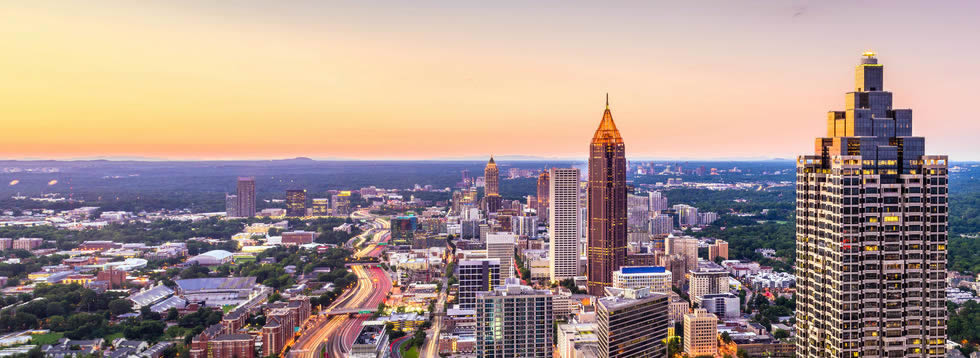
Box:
[0,155,977,163]
[0,155,800,163]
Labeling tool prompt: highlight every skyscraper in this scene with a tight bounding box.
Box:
[689,262,730,305]
[311,198,329,216]
[457,258,501,310]
[225,194,239,218]
[285,189,306,217]
[626,193,650,233]
[549,168,581,282]
[536,171,550,220]
[475,283,553,358]
[672,204,699,227]
[486,233,516,283]
[795,53,948,358]
[587,95,628,296]
[650,213,673,236]
[596,287,669,358]
[236,177,256,218]
[484,156,501,213]
[649,191,668,213]
[665,236,698,273]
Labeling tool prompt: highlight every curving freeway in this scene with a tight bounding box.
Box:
[289,211,392,358]
[288,265,392,358]
[325,265,392,357]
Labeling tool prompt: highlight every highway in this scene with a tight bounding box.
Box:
[389,336,411,358]
[349,209,390,250]
[289,211,392,358]
[325,266,392,357]
[421,257,451,357]
[289,265,392,358]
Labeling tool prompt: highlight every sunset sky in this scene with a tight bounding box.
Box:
[2,1,979,160]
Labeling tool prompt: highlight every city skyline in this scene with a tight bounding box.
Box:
[3,2,980,160]
[2,3,978,357]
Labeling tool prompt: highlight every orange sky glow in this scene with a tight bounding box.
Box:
[2,1,978,160]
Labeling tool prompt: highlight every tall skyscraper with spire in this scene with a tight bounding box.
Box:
[484,156,501,213]
[587,95,628,296]
[795,53,948,358]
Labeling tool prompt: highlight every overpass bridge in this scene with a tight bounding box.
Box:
[324,307,379,316]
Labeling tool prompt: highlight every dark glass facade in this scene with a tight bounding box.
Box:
[285,189,306,217]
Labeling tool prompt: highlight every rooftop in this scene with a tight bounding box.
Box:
[619,266,667,275]
[479,284,551,298]
[353,323,386,347]
[592,95,623,145]
[598,288,667,311]
[175,277,257,292]
[127,284,174,307]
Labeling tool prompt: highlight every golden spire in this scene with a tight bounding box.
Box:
[592,94,623,144]
[487,155,496,166]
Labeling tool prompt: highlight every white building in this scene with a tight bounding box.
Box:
[700,293,740,320]
[612,266,672,295]
[486,233,516,282]
[549,168,581,282]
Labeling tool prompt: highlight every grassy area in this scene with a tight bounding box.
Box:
[222,305,235,314]
[104,332,124,341]
[31,332,63,345]
[402,346,420,358]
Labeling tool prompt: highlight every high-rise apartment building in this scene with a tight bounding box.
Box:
[672,204,698,227]
[285,189,306,217]
[475,284,553,358]
[587,96,628,296]
[707,240,728,261]
[665,236,698,273]
[626,194,650,232]
[536,171,550,220]
[225,194,239,218]
[596,287,669,358]
[612,266,671,295]
[484,156,501,213]
[486,233,516,283]
[795,53,949,358]
[649,191,669,213]
[689,261,730,304]
[683,308,718,357]
[697,211,719,226]
[457,258,501,310]
[550,168,581,282]
[650,213,673,236]
[511,215,537,238]
[236,177,256,218]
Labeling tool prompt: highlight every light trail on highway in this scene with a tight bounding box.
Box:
[289,211,392,358]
